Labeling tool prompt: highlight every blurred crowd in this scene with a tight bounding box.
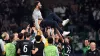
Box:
[0,0,33,33]
[0,0,100,56]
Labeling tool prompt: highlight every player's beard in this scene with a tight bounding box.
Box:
[38,5,42,10]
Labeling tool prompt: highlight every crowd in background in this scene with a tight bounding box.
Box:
[0,0,100,56]
[48,0,100,53]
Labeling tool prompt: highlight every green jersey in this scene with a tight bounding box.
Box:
[5,43,16,56]
[44,44,59,56]
[82,46,90,54]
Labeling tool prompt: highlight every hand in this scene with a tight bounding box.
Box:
[35,48,38,52]
[47,29,51,36]
[55,34,59,39]
[37,29,43,35]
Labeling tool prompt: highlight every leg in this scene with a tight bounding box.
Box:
[34,19,40,30]
[45,12,62,23]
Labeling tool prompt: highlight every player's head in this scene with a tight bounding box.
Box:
[90,42,96,50]
[9,34,14,42]
[13,33,18,41]
[34,1,42,9]
[35,35,41,42]
[25,32,31,40]
[18,33,24,40]
[48,37,53,44]
[1,32,9,40]
[84,39,90,46]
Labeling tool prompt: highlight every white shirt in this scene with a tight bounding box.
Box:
[32,9,43,29]
[0,39,5,52]
[32,9,43,20]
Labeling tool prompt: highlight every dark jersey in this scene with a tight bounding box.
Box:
[16,40,22,56]
[85,49,100,56]
[18,40,34,55]
[33,41,44,56]
[16,40,22,51]
[63,43,71,56]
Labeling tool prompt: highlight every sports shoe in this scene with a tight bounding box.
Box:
[62,19,69,26]
[62,31,70,36]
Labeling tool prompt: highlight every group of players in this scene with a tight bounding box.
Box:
[0,1,71,56]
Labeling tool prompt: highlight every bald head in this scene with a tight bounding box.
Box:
[90,42,96,51]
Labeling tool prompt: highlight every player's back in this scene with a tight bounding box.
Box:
[19,40,33,56]
[5,43,16,56]
[33,41,44,56]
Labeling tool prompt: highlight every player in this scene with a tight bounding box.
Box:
[17,32,38,56]
[5,35,16,56]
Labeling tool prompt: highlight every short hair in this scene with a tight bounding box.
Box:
[84,39,90,43]
[34,1,40,8]
[1,32,7,39]
[35,35,41,41]
[48,37,53,44]
[9,34,14,42]
[24,32,31,38]
[18,33,24,39]
[1,32,8,39]
[90,42,96,46]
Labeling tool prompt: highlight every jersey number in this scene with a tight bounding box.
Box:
[23,45,28,52]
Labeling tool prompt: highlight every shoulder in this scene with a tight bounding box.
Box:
[25,40,32,43]
[0,39,2,41]
[16,40,20,43]
[44,45,56,48]
[44,45,49,50]
[96,49,100,52]
[29,41,33,44]
[6,43,14,47]
[16,40,22,44]
[5,43,9,46]
[33,10,39,14]
[53,45,58,49]
[41,41,44,44]
[25,40,33,45]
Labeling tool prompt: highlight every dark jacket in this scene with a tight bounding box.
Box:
[85,49,100,56]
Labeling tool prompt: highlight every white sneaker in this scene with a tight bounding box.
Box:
[62,19,69,26]
[62,31,70,36]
